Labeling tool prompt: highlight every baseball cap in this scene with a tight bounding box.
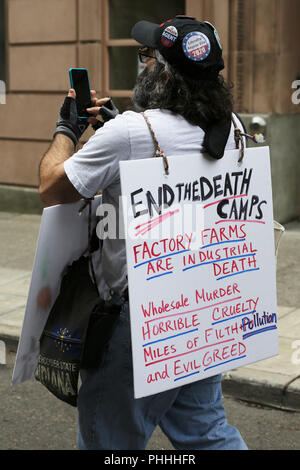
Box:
[131,15,224,79]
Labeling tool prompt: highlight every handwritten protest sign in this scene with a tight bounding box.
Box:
[12,197,102,386]
[120,147,278,399]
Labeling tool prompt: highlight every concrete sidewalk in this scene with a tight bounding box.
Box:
[0,211,299,411]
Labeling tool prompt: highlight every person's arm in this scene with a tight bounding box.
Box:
[39,133,82,207]
[39,89,110,207]
[40,88,129,205]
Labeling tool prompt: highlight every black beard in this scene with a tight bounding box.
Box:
[132,63,163,111]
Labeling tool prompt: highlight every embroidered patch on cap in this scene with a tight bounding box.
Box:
[214,29,222,50]
[204,21,222,50]
[161,26,178,48]
[182,32,211,61]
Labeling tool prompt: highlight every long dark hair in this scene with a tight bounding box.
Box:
[132,50,234,131]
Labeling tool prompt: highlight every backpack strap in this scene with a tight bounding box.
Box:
[78,197,100,294]
[141,112,169,175]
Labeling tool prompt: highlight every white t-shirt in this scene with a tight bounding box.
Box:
[64,109,245,297]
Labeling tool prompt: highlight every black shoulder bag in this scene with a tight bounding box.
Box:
[34,199,122,407]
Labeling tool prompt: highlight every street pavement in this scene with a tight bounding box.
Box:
[0,211,299,412]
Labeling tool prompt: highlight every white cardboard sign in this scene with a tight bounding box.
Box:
[120,147,278,399]
[12,197,102,386]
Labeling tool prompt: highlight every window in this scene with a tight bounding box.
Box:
[101,0,186,112]
[0,0,6,83]
[109,1,186,39]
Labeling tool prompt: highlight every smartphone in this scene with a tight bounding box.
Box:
[69,68,92,119]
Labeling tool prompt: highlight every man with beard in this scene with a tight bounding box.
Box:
[39,16,247,450]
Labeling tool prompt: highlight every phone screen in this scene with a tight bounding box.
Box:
[69,68,92,118]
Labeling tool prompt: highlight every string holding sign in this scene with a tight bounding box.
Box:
[142,112,264,171]
[232,116,265,163]
[142,112,169,175]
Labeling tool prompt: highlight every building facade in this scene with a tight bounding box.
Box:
[0,0,299,222]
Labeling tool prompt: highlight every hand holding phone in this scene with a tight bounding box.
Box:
[90,98,120,131]
[53,67,119,145]
[53,88,90,147]
[53,68,93,146]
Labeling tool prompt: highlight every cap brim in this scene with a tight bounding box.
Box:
[131,21,159,47]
